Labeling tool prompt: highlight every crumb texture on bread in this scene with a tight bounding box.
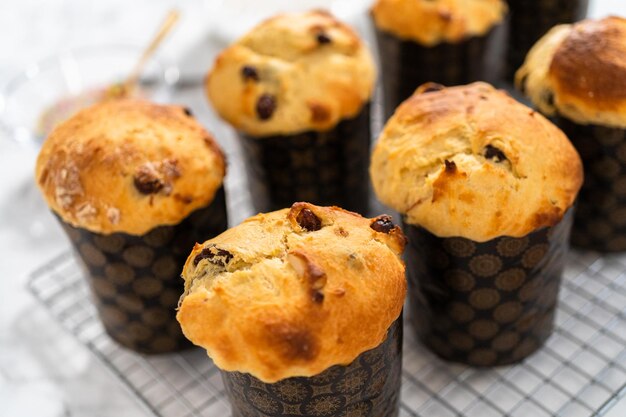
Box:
[370,82,583,241]
[177,203,406,383]
[516,16,626,128]
[35,99,225,235]
[206,10,375,137]
[371,0,507,46]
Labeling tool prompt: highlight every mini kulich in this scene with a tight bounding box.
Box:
[370,82,583,366]
[177,203,406,416]
[504,0,588,81]
[516,16,626,251]
[371,0,507,119]
[206,10,376,215]
[36,99,228,354]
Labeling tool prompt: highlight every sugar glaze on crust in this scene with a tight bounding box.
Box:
[35,99,225,235]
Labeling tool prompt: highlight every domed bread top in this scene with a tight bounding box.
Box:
[371,0,507,46]
[177,202,406,383]
[35,99,226,235]
[370,82,583,242]
[205,10,376,137]
[516,16,626,128]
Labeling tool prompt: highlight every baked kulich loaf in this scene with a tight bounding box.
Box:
[206,10,375,137]
[371,0,507,119]
[35,98,228,354]
[504,0,588,82]
[177,202,406,383]
[516,16,626,129]
[205,10,376,215]
[370,82,583,242]
[516,16,626,251]
[35,99,225,235]
[371,0,507,46]
[370,82,582,366]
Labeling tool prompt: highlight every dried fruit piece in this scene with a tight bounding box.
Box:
[370,215,395,234]
[296,208,322,231]
[484,145,507,162]
[444,159,457,173]
[316,32,331,44]
[134,164,164,195]
[256,94,276,120]
[241,65,259,81]
[193,246,233,267]
[312,291,324,303]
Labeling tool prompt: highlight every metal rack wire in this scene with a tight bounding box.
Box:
[28,250,626,417]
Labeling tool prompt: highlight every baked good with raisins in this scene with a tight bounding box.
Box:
[516,16,626,251]
[371,82,581,241]
[205,10,376,215]
[178,202,405,381]
[36,99,225,235]
[178,202,406,416]
[35,99,228,354]
[370,82,582,366]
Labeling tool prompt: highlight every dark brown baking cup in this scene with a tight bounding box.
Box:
[221,317,402,417]
[505,0,588,81]
[58,187,228,354]
[404,209,573,366]
[239,103,371,215]
[374,25,502,119]
[553,116,626,251]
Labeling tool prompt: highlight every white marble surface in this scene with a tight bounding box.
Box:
[0,1,625,416]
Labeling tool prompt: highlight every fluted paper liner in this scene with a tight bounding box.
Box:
[505,0,589,81]
[239,104,371,216]
[222,317,402,417]
[404,209,573,366]
[554,116,626,252]
[374,26,502,120]
[58,187,228,354]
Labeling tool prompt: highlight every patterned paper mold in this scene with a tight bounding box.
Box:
[374,27,502,119]
[505,0,589,81]
[556,117,626,251]
[221,318,402,417]
[404,209,573,366]
[240,104,371,215]
[59,188,228,354]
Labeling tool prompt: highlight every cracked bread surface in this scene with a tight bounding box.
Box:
[205,10,375,137]
[370,82,583,242]
[35,99,225,235]
[371,0,507,46]
[176,202,406,383]
[516,16,626,129]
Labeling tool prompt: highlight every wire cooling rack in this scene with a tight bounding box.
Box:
[28,249,626,417]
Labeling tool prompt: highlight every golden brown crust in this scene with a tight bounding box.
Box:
[177,203,406,383]
[205,10,376,137]
[370,82,583,241]
[371,0,507,46]
[516,17,626,128]
[35,99,226,235]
